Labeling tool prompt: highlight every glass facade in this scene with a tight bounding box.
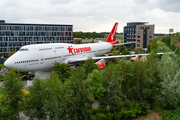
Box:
[123,22,154,49]
[0,21,73,56]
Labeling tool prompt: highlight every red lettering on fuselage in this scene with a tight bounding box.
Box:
[67,46,92,54]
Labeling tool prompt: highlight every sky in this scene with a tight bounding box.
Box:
[0,0,180,33]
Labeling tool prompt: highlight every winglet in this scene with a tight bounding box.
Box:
[106,22,118,44]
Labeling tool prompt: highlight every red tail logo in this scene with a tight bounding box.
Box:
[106,22,118,44]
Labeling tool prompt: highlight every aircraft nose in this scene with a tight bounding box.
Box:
[4,59,13,69]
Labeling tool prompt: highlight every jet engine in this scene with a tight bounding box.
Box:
[95,59,107,70]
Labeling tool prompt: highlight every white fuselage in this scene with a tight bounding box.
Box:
[4,42,112,72]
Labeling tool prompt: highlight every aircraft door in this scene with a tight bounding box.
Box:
[40,56,44,64]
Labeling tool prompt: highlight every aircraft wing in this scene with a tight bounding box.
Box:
[113,42,135,46]
[66,52,174,64]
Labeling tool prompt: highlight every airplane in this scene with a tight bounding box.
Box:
[4,22,134,72]
[4,22,173,73]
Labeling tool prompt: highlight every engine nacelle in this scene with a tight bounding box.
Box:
[131,55,141,62]
[95,59,107,70]
[95,62,105,70]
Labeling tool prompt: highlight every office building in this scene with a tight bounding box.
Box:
[0,20,73,56]
[123,22,154,49]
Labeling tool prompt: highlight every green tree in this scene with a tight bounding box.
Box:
[23,78,47,120]
[87,36,91,39]
[0,73,4,81]
[129,44,135,51]
[150,39,158,52]
[2,70,23,119]
[118,45,126,53]
[91,39,95,43]
[85,69,106,100]
[44,72,73,119]
[67,67,94,120]
[158,53,180,109]
[100,62,123,113]
[81,35,86,39]
[0,101,15,119]
[77,39,82,44]
[111,47,119,55]
[134,48,145,54]
[122,49,130,55]
[156,43,171,53]
[82,57,98,77]
[9,48,16,57]
[52,62,74,82]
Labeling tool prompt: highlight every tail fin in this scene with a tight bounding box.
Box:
[106,22,118,43]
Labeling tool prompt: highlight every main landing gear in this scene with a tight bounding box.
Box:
[28,72,35,80]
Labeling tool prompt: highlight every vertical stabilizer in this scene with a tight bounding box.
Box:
[106,22,118,43]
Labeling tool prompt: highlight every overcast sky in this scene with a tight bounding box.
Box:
[0,0,180,33]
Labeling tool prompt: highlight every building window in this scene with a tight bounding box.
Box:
[10,37,14,41]
[15,26,19,30]
[41,32,45,36]
[149,35,152,38]
[29,37,32,41]
[30,32,33,36]
[46,32,49,36]
[0,32,4,36]
[39,27,42,31]
[2,26,6,30]
[149,40,152,43]
[137,44,140,47]
[19,37,23,41]
[50,37,54,41]
[20,26,24,31]
[137,35,140,38]
[6,31,9,36]
[137,31,141,34]
[60,32,64,36]
[26,32,29,36]
[137,40,140,43]
[45,27,49,31]
[67,37,71,40]
[10,26,14,30]
[35,27,38,31]
[149,27,153,29]
[67,27,72,31]
[19,32,25,36]
[51,27,54,31]
[26,26,29,31]
[137,27,141,29]
[149,31,153,34]
[35,32,40,36]
[60,27,64,31]
[30,27,33,31]
[11,32,14,36]
[0,37,3,41]
[52,32,56,36]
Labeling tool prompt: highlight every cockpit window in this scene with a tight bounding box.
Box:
[19,48,28,51]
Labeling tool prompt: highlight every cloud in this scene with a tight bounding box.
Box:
[156,0,180,13]
[47,0,75,4]
[0,0,180,33]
